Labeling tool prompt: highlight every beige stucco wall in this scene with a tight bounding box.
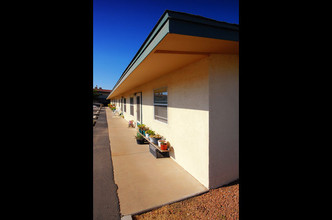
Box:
[208,54,239,188]
[114,57,210,188]
[112,54,239,189]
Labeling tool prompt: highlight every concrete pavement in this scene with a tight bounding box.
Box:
[105,108,208,216]
[93,107,121,220]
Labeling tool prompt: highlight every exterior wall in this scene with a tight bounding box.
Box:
[121,95,136,122]
[208,54,239,188]
[111,54,239,189]
[115,57,210,188]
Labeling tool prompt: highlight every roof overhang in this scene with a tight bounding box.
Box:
[107,10,239,99]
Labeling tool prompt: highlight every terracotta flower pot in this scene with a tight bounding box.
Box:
[160,144,167,150]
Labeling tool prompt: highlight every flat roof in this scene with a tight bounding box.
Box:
[107,10,239,99]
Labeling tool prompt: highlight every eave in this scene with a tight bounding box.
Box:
[107,10,239,100]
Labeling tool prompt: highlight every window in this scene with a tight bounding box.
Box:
[137,95,141,122]
[124,98,126,112]
[130,97,134,116]
[154,87,167,123]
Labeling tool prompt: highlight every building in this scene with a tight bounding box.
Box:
[93,86,112,106]
[106,10,238,189]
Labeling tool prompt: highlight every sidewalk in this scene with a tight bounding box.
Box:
[93,107,121,220]
[105,108,208,216]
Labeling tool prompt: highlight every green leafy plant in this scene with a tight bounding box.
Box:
[137,124,145,129]
[135,133,144,140]
[146,130,155,135]
[150,134,162,139]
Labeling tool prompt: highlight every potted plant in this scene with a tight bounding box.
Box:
[158,138,166,147]
[146,129,155,139]
[142,126,148,136]
[137,124,145,134]
[137,124,142,133]
[159,140,168,150]
[109,104,116,111]
[128,120,135,128]
[135,133,145,144]
[150,134,162,145]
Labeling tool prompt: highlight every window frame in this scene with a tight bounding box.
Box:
[123,98,126,112]
[153,87,168,124]
[130,97,134,116]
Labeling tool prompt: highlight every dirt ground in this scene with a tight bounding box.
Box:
[132,181,239,220]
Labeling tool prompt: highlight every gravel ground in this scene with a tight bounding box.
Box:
[132,181,239,220]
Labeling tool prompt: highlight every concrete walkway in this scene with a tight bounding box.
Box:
[105,108,208,216]
[93,107,121,220]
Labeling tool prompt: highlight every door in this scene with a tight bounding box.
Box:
[136,93,142,123]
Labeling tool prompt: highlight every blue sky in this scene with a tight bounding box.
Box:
[93,0,239,90]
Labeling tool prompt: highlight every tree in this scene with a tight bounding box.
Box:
[93,89,101,100]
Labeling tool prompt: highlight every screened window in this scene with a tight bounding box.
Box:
[130,97,134,116]
[154,87,167,123]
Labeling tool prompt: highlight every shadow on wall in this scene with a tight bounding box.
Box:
[169,147,176,160]
[112,55,212,112]
[125,88,209,112]
[111,96,209,112]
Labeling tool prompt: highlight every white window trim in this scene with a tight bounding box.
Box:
[153,87,168,124]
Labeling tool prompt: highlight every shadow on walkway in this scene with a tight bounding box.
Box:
[93,107,121,220]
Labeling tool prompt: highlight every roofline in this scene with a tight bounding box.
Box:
[107,10,239,99]
[166,10,238,31]
[95,89,112,92]
[110,10,170,95]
